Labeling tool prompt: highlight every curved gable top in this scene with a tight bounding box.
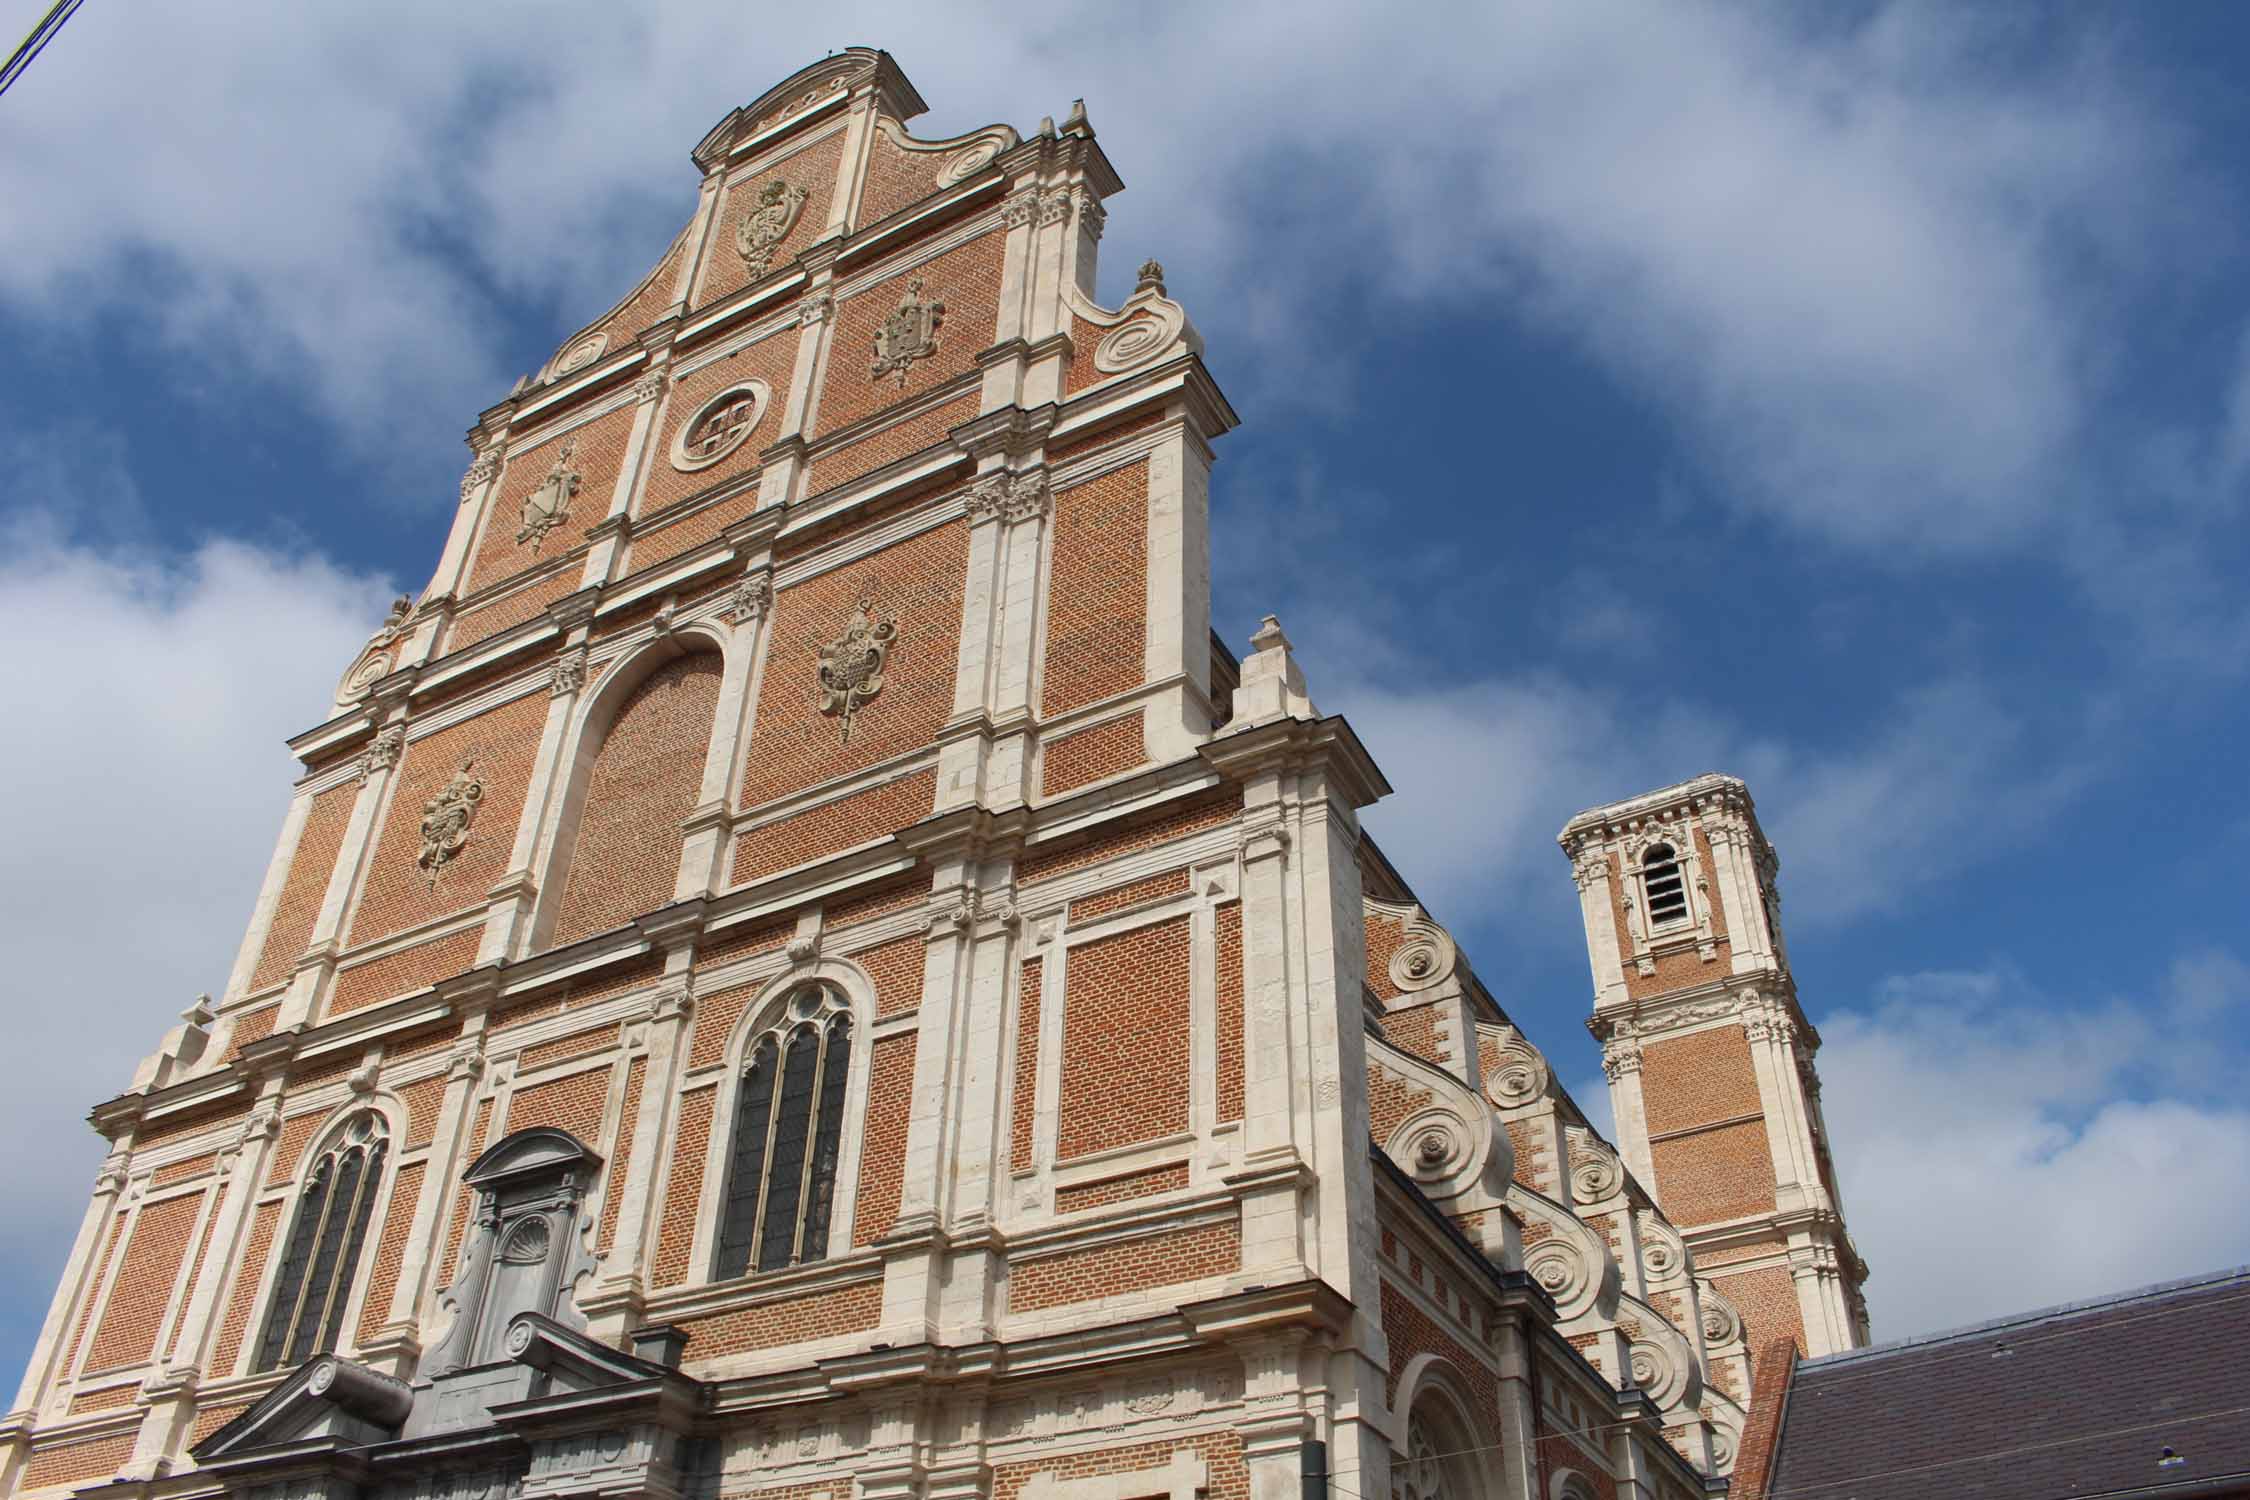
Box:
[462,1125,601,1190]
[692,48,927,173]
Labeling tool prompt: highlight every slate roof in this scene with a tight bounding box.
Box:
[1768,1266,2250,1500]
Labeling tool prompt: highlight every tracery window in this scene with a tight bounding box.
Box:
[1641,842,1689,929]
[713,984,853,1278]
[254,1112,389,1371]
[670,381,770,472]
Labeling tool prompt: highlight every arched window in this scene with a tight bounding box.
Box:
[714,984,853,1278]
[1641,842,1689,928]
[254,1112,389,1371]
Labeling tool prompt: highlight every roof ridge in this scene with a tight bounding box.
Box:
[1803,1264,2250,1367]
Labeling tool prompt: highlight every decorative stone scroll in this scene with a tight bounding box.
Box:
[870,277,944,386]
[548,332,608,383]
[816,601,897,743]
[735,178,809,279]
[417,761,485,887]
[459,449,501,505]
[1481,1024,1552,1108]
[517,439,581,553]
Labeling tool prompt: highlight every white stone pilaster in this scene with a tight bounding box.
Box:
[219,786,316,1006]
[278,711,408,1029]
[371,1024,488,1365]
[583,976,694,1341]
[6,1145,132,1418]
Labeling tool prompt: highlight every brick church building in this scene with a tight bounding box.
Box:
[1,50,1867,1500]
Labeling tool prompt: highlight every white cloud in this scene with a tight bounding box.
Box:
[0,482,394,1342]
[1817,953,2250,1338]
[0,1,2209,551]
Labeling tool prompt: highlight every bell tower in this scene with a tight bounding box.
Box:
[1559,773,1868,1358]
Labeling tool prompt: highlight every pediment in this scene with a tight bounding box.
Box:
[496,1312,679,1396]
[461,1127,600,1193]
[193,1356,412,1462]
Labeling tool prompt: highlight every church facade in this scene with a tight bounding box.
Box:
[0,50,1865,1500]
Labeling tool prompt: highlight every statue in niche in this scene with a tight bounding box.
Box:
[517,438,580,552]
[736,177,809,279]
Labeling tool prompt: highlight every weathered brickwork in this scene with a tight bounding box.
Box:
[738,519,967,814]
[1057,916,1191,1160]
[1505,1119,1551,1192]
[1215,901,1244,1124]
[852,1032,917,1246]
[67,1382,137,1415]
[1368,1062,1435,1148]
[1054,1161,1188,1213]
[1364,909,1406,1004]
[507,1066,613,1145]
[696,132,848,308]
[991,1433,1250,1500]
[548,651,725,946]
[1713,1264,1807,1362]
[691,979,773,1071]
[597,1056,646,1253]
[444,568,580,652]
[326,927,483,1017]
[189,1399,252,1446]
[803,390,978,495]
[150,1154,217,1189]
[249,782,358,993]
[266,1109,328,1189]
[1041,461,1148,718]
[652,1086,716,1287]
[1063,315,1117,398]
[730,769,939,885]
[694,917,793,976]
[856,934,925,1017]
[1016,789,1240,884]
[1010,957,1042,1171]
[517,1022,621,1075]
[1650,1119,1777,1224]
[440,1096,495,1282]
[674,1277,880,1359]
[221,1002,280,1060]
[635,327,801,518]
[348,689,551,947]
[1008,1220,1239,1313]
[853,124,944,228]
[354,1160,425,1342]
[84,1191,205,1372]
[824,874,926,929]
[20,1431,138,1490]
[1067,866,1189,924]
[1641,1026,1763,1135]
[207,1199,278,1378]
[1378,1002,1445,1071]
[1040,713,1148,798]
[1047,408,1166,466]
[466,402,641,594]
[1380,1277,1499,1418]
[813,232,1005,434]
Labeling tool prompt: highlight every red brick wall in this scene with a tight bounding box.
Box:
[354,1160,424,1342]
[221,1003,280,1060]
[1641,1025,1762,1133]
[804,391,978,495]
[1010,957,1042,1171]
[598,1057,646,1254]
[857,934,926,1017]
[517,1021,621,1073]
[465,402,641,594]
[854,124,942,228]
[348,690,550,946]
[326,927,482,1017]
[1054,1161,1187,1213]
[60,1213,125,1377]
[738,519,967,814]
[84,1191,205,1372]
[1379,1004,1445,1070]
[1365,910,1406,1003]
[813,232,1005,435]
[446,568,579,652]
[20,1431,138,1490]
[1068,867,1189,923]
[1714,1263,1807,1362]
[1058,916,1191,1160]
[506,1066,612,1142]
[1009,1220,1239,1312]
[1042,461,1147,717]
[652,1086,715,1287]
[592,229,689,345]
[1041,714,1148,798]
[1017,790,1240,884]
[440,1096,494,1282]
[731,769,939,884]
[1380,1277,1500,1417]
[208,1200,278,1377]
[548,651,725,946]
[1216,902,1244,1124]
[696,133,847,308]
[249,782,357,993]
[1650,1120,1777,1225]
[993,1434,1249,1500]
[852,1032,916,1246]
[1048,409,1166,466]
[1369,1063,1435,1148]
[674,1277,879,1358]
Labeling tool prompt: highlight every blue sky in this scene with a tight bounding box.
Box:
[3,2,2247,1381]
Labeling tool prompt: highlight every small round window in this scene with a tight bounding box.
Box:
[671,379,771,472]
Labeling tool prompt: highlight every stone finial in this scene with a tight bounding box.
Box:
[1062,98,1092,137]
[1136,259,1166,296]
[1227,614,1318,728]
[1038,115,1057,139]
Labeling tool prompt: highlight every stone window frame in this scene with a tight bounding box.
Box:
[1618,824,1716,974]
[711,980,855,1278]
[669,378,772,473]
[689,958,880,1284]
[1020,1449,1206,1500]
[250,1104,399,1374]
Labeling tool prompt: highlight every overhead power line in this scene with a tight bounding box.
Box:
[0,0,84,102]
